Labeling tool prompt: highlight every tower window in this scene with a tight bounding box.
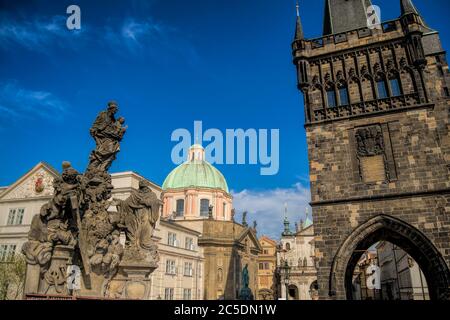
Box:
[389,78,401,97]
[176,199,184,216]
[377,80,388,99]
[338,87,349,106]
[327,89,337,108]
[200,199,210,217]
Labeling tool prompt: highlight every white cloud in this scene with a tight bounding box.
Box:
[0,14,199,63]
[0,15,84,51]
[231,183,312,241]
[0,80,69,122]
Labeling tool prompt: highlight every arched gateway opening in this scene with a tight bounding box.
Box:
[329,215,450,300]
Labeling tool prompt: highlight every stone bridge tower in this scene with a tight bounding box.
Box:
[292,0,450,299]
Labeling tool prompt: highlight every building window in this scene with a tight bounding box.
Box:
[223,203,226,219]
[389,78,401,96]
[285,243,291,251]
[327,89,337,108]
[259,263,264,270]
[377,80,388,99]
[263,249,268,254]
[184,262,193,277]
[165,259,176,275]
[168,232,177,247]
[264,262,270,270]
[200,199,210,217]
[176,199,184,217]
[185,237,194,251]
[164,288,174,300]
[0,244,16,262]
[338,87,349,106]
[183,288,192,300]
[7,208,25,225]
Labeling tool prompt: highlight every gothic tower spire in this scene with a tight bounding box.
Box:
[294,1,304,40]
[323,0,373,35]
[400,0,419,16]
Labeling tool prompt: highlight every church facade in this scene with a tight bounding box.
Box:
[161,144,261,300]
[293,0,450,299]
[277,210,318,300]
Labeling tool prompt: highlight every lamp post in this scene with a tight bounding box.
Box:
[282,260,291,300]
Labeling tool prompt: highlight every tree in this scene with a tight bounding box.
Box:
[0,254,26,300]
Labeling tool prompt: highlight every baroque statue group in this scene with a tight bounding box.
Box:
[21,101,161,299]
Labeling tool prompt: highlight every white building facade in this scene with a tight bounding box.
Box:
[277,211,318,300]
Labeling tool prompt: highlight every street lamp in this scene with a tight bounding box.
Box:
[282,260,291,300]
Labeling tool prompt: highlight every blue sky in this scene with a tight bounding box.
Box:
[0,0,449,239]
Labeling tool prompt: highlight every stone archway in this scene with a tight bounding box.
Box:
[288,284,299,300]
[329,215,450,300]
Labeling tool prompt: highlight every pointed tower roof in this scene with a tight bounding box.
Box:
[302,207,313,229]
[294,1,304,40]
[400,0,419,16]
[400,0,430,29]
[282,203,292,236]
[323,0,373,35]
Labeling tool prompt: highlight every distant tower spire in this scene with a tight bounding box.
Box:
[283,203,292,236]
[294,1,304,40]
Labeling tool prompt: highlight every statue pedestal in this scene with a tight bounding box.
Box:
[102,262,158,300]
[23,263,41,296]
[41,245,74,295]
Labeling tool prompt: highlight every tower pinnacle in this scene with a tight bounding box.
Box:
[294,1,304,40]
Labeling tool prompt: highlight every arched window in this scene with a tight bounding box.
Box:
[200,199,210,217]
[176,199,184,216]
[338,86,349,106]
[285,242,291,251]
[376,79,388,99]
[389,77,401,97]
[326,89,337,108]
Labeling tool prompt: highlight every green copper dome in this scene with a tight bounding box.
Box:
[162,145,229,193]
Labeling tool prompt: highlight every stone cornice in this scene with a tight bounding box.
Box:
[310,187,450,207]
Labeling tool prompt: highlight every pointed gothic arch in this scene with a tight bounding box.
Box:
[329,215,450,300]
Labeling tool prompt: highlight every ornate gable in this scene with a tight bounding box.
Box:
[0,162,59,201]
[238,229,263,253]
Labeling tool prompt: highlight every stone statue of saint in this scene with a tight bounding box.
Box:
[242,211,248,227]
[242,264,249,288]
[238,263,254,300]
[113,180,161,250]
[88,101,127,171]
